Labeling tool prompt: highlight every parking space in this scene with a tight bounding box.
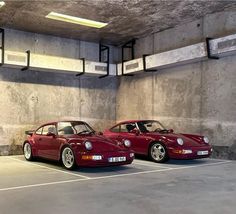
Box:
[2,155,230,184]
[1,155,170,188]
[0,156,232,189]
[0,156,235,214]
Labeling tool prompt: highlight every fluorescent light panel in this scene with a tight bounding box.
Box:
[46,12,108,29]
[0,1,5,8]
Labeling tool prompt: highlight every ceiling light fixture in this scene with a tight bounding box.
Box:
[45,12,108,29]
[0,1,5,8]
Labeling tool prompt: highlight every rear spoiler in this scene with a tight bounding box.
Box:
[25,130,35,136]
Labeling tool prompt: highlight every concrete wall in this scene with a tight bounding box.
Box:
[0,29,118,155]
[116,11,236,159]
[1,11,236,160]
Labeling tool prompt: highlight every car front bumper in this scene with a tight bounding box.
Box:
[168,145,213,160]
[75,150,134,167]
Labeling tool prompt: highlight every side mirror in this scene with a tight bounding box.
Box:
[130,129,140,135]
[169,129,174,133]
[46,132,56,137]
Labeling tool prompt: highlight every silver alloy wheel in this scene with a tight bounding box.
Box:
[151,143,166,161]
[62,147,75,169]
[24,143,32,160]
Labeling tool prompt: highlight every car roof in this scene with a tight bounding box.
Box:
[117,119,156,124]
[39,120,86,126]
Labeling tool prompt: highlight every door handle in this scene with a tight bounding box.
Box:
[39,138,42,141]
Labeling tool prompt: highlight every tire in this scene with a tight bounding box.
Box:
[23,142,33,161]
[149,142,169,163]
[61,146,76,170]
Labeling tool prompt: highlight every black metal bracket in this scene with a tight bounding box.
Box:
[121,39,136,76]
[99,43,110,79]
[76,58,85,76]
[143,54,157,72]
[21,50,31,71]
[206,38,219,60]
[0,28,5,67]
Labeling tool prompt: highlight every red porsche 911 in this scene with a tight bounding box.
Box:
[23,121,134,169]
[103,120,213,163]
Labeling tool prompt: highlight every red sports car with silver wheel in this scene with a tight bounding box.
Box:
[23,121,134,169]
[103,120,212,163]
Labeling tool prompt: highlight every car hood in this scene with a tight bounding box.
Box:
[66,134,125,152]
[145,132,204,147]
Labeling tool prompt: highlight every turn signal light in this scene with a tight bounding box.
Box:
[82,155,93,160]
[173,149,182,154]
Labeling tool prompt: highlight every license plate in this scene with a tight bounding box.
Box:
[108,156,126,162]
[197,150,209,156]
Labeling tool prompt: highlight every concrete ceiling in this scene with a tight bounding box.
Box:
[1,0,236,45]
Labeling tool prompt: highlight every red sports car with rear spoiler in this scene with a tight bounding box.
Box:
[103,120,212,163]
[23,121,134,169]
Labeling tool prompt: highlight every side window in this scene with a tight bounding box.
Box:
[42,125,57,135]
[120,123,136,133]
[35,127,43,135]
[110,125,120,133]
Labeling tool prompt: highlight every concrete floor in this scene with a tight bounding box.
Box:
[0,156,235,214]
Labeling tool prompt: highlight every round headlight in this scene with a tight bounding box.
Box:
[84,141,92,150]
[203,136,209,144]
[124,139,131,147]
[177,138,184,146]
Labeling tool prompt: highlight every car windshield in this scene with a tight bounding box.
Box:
[137,121,167,133]
[57,121,95,135]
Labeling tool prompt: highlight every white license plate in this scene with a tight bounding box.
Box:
[108,156,126,162]
[197,150,209,156]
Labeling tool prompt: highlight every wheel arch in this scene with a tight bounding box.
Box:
[60,144,77,169]
[59,143,72,161]
[23,140,29,148]
[23,140,37,156]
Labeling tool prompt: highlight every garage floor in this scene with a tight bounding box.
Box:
[0,156,235,214]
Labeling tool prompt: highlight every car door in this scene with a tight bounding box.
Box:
[105,124,121,141]
[38,124,61,160]
[33,127,43,154]
[115,123,142,153]
[132,130,151,155]
[118,123,150,155]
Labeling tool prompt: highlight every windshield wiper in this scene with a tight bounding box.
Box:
[159,129,169,133]
[77,130,95,135]
[77,130,90,135]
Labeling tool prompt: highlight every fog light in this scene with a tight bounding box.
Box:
[173,149,192,154]
[182,149,193,154]
[92,155,102,160]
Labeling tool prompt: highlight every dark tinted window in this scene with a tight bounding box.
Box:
[120,123,136,133]
[57,121,94,135]
[137,121,165,133]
